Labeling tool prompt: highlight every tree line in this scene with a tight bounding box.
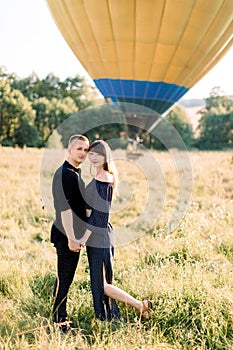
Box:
[0,68,99,147]
[0,68,232,150]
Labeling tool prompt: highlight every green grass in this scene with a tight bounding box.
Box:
[0,146,233,349]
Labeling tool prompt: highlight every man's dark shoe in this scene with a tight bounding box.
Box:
[55,319,78,336]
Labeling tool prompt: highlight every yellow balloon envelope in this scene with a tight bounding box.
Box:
[46,0,233,114]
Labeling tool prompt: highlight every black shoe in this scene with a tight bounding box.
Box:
[55,319,78,336]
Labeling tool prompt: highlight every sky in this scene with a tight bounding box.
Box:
[1,0,233,100]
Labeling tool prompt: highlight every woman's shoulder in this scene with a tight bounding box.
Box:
[95,171,113,184]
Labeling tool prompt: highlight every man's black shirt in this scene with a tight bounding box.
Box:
[51,160,86,244]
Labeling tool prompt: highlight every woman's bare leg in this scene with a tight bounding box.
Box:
[103,267,151,317]
[104,283,143,312]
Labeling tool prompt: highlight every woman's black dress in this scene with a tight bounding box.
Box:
[85,179,120,320]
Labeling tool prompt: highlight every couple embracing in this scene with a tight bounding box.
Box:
[51,134,152,334]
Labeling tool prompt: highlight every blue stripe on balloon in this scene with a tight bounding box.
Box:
[94,78,189,113]
[116,97,174,115]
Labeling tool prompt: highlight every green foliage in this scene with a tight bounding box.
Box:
[195,113,233,149]
[14,118,40,148]
[0,79,35,144]
[166,105,194,148]
[205,87,233,112]
[32,96,52,145]
[0,68,100,147]
[195,87,233,149]
[146,105,194,150]
[55,104,125,148]
[11,72,96,110]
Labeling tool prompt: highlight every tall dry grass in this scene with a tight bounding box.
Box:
[0,146,233,349]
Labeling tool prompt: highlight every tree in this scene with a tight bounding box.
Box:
[33,96,78,146]
[0,68,102,147]
[57,76,100,109]
[0,80,35,145]
[203,87,233,113]
[14,119,40,148]
[166,105,194,148]
[54,104,125,148]
[32,97,51,145]
[12,73,100,110]
[147,105,194,150]
[10,72,40,101]
[195,87,233,149]
[195,113,233,149]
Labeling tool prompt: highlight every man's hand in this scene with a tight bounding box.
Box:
[68,239,83,252]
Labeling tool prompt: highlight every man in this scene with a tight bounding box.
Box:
[51,134,89,334]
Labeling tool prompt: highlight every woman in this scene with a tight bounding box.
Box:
[77,140,152,321]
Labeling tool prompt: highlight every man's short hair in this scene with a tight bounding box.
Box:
[68,135,89,149]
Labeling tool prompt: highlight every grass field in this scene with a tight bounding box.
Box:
[0,146,233,349]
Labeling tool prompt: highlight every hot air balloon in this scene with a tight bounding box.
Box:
[46,0,233,117]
